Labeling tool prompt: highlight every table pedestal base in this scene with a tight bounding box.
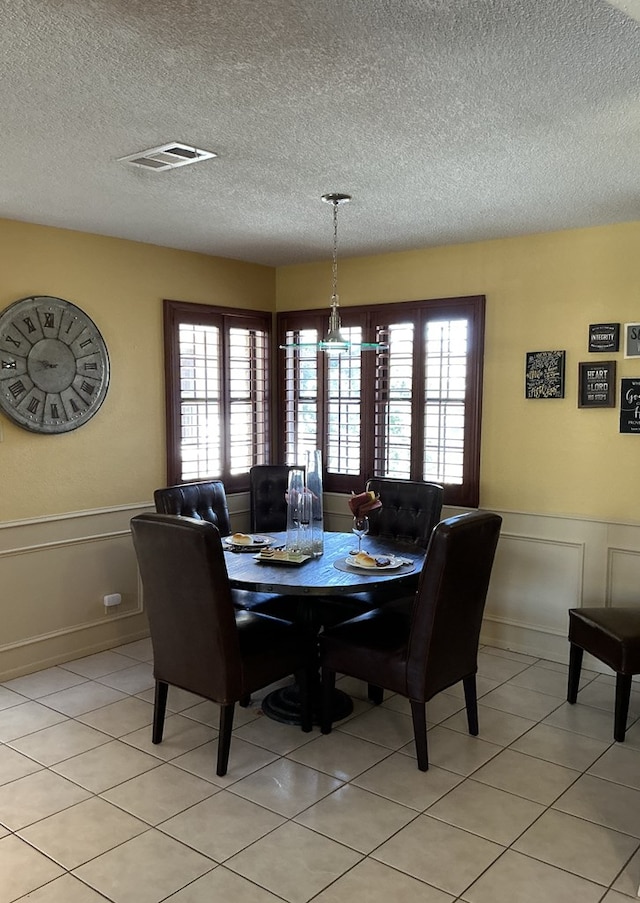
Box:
[262,682,353,726]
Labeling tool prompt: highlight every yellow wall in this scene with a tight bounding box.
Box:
[277,221,640,522]
[3,216,640,524]
[0,219,275,522]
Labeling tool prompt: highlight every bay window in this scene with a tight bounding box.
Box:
[277,295,485,507]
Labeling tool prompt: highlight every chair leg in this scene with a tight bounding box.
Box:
[152,680,168,744]
[567,643,583,704]
[410,700,429,771]
[463,675,479,736]
[217,703,235,776]
[321,666,336,734]
[239,695,251,708]
[614,673,632,742]
[368,684,384,705]
[296,667,313,733]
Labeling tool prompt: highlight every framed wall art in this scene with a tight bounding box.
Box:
[578,360,616,408]
[588,323,619,353]
[624,323,640,358]
[525,350,566,399]
[620,378,640,433]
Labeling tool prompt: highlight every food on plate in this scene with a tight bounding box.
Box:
[354,551,377,567]
[231,532,252,545]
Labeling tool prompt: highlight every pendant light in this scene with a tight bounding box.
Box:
[280,193,384,354]
[317,193,351,353]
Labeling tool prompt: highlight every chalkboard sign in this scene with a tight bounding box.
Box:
[620,378,640,433]
[578,361,616,408]
[588,323,619,353]
[525,350,566,399]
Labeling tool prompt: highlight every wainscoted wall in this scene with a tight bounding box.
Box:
[325,498,640,673]
[3,495,639,680]
[0,492,253,680]
[481,510,640,667]
[0,505,153,679]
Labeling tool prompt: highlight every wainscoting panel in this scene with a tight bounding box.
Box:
[608,547,640,608]
[0,504,153,679]
[485,534,584,633]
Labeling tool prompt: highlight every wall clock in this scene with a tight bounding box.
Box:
[0,296,110,433]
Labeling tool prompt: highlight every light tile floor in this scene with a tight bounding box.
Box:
[2,641,640,902]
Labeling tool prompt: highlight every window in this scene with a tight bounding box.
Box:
[277,295,485,507]
[163,300,271,491]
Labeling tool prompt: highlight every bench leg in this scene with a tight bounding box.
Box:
[614,673,632,742]
[567,643,583,704]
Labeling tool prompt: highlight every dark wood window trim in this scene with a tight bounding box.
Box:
[163,299,272,492]
[276,295,485,507]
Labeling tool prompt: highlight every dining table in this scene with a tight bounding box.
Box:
[223,530,427,724]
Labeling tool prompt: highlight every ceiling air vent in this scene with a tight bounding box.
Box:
[118,142,217,171]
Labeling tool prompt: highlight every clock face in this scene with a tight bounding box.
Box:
[0,296,110,433]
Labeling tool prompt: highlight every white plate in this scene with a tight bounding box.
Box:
[345,555,403,571]
[223,534,273,550]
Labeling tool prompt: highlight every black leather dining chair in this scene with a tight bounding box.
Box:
[153,481,231,536]
[130,513,314,776]
[319,510,502,771]
[365,477,444,548]
[317,478,444,658]
[249,464,293,533]
[153,480,277,613]
[568,606,640,741]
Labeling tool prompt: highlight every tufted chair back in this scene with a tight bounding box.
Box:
[153,481,231,536]
[249,465,293,533]
[365,478,443,548]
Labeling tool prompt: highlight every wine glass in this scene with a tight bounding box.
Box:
[352,515,369,554]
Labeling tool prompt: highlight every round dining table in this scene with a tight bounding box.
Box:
[223,530,425,596]
[223,530,427,724]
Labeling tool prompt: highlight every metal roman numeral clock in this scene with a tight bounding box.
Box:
[0,296,110,433]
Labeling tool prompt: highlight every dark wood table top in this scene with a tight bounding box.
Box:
[224,530,426,596]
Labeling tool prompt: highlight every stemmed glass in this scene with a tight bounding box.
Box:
[352,515,369,554]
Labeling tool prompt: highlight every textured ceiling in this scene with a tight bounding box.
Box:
[2,0,639,266]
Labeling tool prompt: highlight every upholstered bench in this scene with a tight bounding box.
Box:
[568,607,640,742]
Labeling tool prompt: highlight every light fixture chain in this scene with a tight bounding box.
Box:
[332,199,339,304]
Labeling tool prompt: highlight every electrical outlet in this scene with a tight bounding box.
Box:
[103,593,121,608]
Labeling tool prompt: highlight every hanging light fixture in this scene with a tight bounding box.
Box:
[317,192,351,353]
[280,192,384,354]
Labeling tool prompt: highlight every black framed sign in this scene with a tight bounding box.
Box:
[620,378,640,433]
[624,323,640,358]
[588,323,619,353]
[525,350,566,399]
[578,361,616,408]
